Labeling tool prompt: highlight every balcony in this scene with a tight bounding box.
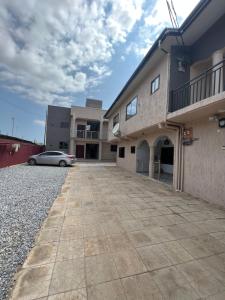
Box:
[76,130,99,139]
[169,60,225,113]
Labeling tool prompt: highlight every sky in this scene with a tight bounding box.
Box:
[0,0,199,143]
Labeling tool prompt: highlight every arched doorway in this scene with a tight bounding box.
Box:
[136,140,150,176]
[153,136,174,184]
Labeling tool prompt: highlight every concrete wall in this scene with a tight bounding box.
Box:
[108,54,169,141]
[116,129,177,179]
[101,142,117,161]
[191,13,225,64]
[183,116,225,207]
[46,106,71,152]
[0,137,44,168]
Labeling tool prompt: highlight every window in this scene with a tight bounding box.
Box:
[131,146,135,154]
[60,122,69,128]
[126,97,137,120]
[151,75,160,94]
[113,114,119,128]
[59,141,68,149]
[39,152,62,156]
[111,145,117,152]
[119,147,125,158]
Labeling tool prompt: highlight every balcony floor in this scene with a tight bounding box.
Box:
[167,91,225,123]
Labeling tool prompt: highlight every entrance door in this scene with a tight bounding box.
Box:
[86,144,99,159]
[76,145,85,158]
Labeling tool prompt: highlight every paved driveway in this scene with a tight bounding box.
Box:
[10,164,225,299]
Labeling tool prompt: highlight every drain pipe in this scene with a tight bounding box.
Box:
[158,121,184,192]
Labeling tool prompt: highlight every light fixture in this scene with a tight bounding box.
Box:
[218,118,225,128]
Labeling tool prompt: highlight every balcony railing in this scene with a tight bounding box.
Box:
[169,59,225,113]
[76,130,99,139]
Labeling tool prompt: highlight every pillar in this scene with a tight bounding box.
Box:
[212,49,224,94]
[99,142,102,161]
[149,145,154,178]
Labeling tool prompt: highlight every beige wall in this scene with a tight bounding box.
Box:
[101,142,117,161]
[116,129,177,181]
[183,117,225,207]
[71,106,106,121]
[108,54,169,142]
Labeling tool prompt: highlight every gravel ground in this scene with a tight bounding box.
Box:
[0,164,68,300]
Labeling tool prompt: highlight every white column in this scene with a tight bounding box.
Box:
[149,145,154,178]
[99,142,102,161]
[69,139,75,155]
[212,49,224,94]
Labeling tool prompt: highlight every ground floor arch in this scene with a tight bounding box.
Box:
[136,140,150,175]
[153,136,174,184]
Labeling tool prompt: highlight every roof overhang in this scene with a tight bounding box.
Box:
[105,0,225,119]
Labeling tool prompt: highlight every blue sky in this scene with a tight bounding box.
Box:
[0,0,199,143]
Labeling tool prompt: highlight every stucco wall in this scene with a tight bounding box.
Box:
[108,54,169,142]
[116,129,177,178]
[101,142,116,161]
[183,117,225,207]
[46,106,71,152]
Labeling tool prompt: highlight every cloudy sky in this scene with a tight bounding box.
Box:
[0,0,199,142]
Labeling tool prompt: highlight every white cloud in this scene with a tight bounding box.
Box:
[0,0,145,105]
[34,119,45,127]
[127,0,200,58]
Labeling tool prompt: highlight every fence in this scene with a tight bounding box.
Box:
[0,137,44,168]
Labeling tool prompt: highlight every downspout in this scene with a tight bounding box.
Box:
[158,42,184,192]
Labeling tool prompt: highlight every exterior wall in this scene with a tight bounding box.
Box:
[102,122,108,140]
[70,104,112,161]
[116,129,177,180]
[71,106,106,124]
[108,54,169,141]
[101,142,117,161]
[46,106,71,152]
[0,137,44,168]
[191,13,225,64]
[169,13,225,95]
[183,117,225,207]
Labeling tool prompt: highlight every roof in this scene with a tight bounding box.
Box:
[104,0,211,118]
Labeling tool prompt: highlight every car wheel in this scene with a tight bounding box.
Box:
[59,160,67,167]
[28,158,36,166]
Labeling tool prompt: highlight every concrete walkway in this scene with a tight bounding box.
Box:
[10,164,225,300]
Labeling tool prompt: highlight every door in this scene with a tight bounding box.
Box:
[76,145,85,158]
[36,152,50,164]
[86,144,99,159]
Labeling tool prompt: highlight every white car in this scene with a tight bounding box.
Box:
[28,151,75,167]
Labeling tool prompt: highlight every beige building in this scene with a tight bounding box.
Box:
[46,99,117,161]
[70,99,116,161]
[105,0,225,207]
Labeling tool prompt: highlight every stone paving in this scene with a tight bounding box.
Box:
[10,164,225,300]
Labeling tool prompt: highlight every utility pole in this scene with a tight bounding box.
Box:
[11,117,15,136]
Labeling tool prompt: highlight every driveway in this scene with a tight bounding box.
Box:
[10,164,225,299]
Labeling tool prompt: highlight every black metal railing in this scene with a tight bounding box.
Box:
[169,59,225,112]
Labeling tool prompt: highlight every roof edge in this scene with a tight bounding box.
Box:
[104,0,211,119]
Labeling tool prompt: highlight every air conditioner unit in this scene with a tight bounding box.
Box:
[112,123,121,137]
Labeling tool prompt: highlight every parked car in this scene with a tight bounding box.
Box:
[28,151,75,167]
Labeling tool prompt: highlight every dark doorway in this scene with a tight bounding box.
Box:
[86,143,99,159]
[76,145,85,158]
[153,136,174,184]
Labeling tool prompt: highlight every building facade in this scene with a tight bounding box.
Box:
[105,0,225,207]
[46,99,117,161]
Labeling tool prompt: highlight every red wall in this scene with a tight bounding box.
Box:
[0,138,44,168]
